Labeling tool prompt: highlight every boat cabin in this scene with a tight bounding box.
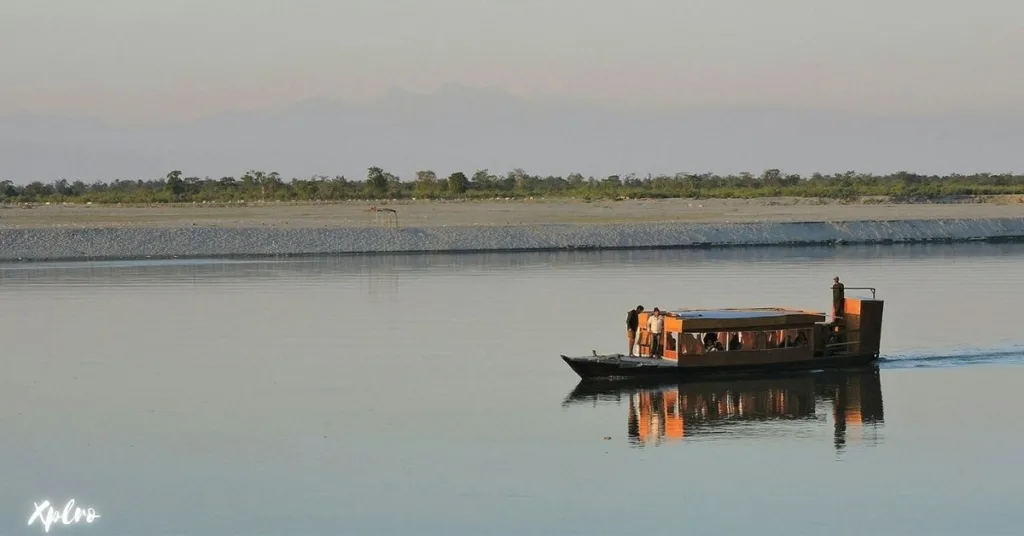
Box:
[636,295,884,364]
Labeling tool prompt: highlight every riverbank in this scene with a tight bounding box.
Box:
[2,198,1023,261]
[4,196,1024,228]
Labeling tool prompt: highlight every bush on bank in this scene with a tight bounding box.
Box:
[3,168,1024,204]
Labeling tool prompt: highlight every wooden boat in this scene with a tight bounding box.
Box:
[561,366,885,450]
[561,286,884,381]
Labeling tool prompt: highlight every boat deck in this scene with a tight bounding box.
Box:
[561,351,880,381]
[579,354,678,368]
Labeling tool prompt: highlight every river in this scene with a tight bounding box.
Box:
[2,243,1022,535]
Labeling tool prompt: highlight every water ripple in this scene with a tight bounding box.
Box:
[880,345,1024,369]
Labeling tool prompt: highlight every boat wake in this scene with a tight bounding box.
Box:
[879,345,1024,369]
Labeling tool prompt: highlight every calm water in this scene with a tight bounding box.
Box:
[2,244,1023,536]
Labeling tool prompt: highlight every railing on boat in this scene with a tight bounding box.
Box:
[825,339,859,350]
[823,328,864,353]
[843,287,877,299]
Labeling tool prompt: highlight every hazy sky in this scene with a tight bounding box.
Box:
[3,0,1023,125]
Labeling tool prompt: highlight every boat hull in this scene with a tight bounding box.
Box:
[561,352,879,382]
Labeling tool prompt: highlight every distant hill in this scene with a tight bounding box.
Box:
[1,85,1021,183]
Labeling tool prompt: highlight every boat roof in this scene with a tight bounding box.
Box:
[666,307,817,318]
[657,307,826,331]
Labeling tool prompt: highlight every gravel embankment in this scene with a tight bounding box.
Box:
[2,218,1024,261]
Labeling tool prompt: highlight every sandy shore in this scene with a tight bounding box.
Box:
[1,198,1023,261]
[3,197,1023,229]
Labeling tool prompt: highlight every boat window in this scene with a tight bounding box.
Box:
[700,332,725,352]
[739,330,764,350]
[736,328,814,351]
[679,333,703,355]
[779,328,811,348]
[684,327,813,355]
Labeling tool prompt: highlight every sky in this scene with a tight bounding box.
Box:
[4,0,1023,124]
[1,0,1022,180]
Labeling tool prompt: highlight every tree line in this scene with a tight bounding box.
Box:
[3,168,1024,204]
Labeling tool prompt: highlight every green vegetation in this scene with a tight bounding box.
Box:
[3,168,1024,204]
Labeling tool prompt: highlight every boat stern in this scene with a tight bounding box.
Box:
[842,296,885,358]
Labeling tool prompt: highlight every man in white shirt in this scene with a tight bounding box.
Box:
[646,308,664,358]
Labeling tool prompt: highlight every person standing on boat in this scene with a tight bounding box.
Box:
[647,308,664,358]
[832,276,845,320]
[626,305,644,356]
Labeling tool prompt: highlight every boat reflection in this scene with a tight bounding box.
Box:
[563,366,884,451]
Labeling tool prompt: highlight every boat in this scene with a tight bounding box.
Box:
[560,285,884,381]
[561,366,885,450]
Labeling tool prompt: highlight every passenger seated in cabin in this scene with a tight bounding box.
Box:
[793,331,808,346]
[826,326,846,355]
[727,334,741,351]
[702,332,718,350]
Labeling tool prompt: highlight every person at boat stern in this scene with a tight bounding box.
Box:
[647,308,664,358]
[626,305,644,356]
[832,276,845,320]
